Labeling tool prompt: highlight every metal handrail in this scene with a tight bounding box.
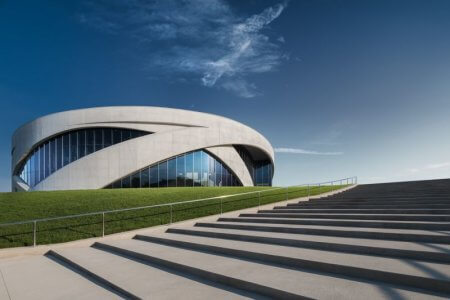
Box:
[0,176,357,247]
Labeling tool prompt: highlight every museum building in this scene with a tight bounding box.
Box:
[11,106,274,192]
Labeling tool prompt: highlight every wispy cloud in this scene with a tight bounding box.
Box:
[426,162,450,169]
[404,161,450,175]
[274,147,344,155]
[78,0,287,98]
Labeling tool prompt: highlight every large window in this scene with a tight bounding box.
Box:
[193,151,202,187]
[176,155,185,187]
[63,134,70,166]
[106,149,242,189]
[70,132,78,163]
[78,130,86,159]
[168,159,177,187]
[149,165,158,188]
[141,167,149,188]
[185,152,194,187]
[158,161,168,187]
[234,145,273,186]
[17,127,151,188]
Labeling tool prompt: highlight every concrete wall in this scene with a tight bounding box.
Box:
[11,106,274,191]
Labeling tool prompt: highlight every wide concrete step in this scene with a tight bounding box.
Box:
[195,222,450,244]
[0,255,117,300]
[218,217,450,230]
[48,247,248,299]
[319,195,450,200]
[169,226,450,254]
[164,227,450,263]
[93,239,308,299]
[304,199,450,205]
[287,203,450,209]
[133,232,450,295]
[271,208,450,214]
[93,239,449,299]
[246,212,450,222]
[315,194,450,199]
[322,195,450,199]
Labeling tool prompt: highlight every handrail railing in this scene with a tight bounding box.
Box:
[0,176,357,247]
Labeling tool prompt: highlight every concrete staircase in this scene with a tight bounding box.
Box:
[29,180,450,299]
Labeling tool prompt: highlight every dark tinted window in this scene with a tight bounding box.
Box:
[122,130,131,142]
[176,155,185,187]
[208,155,215,186]
[113,129,121,144]
[168,159,177,187]
[112,179,121,189]
[78,130,86,159]
[141,167,149,188]
[150,165,158,187]
[50,139,56,173]
[63,134,70,166]
[57,136,62,169]
[30,152,35,187]
[121,176,130,188]
[34,149,39,185]
[70,132,77,162]
[193,151,201,186]
[235,145,272,186]
[201,151,209,186]
[158,161,168,187]
[95,129,103,151]
[39,145,44,182]
[185,152,194,187]
[104,129,112,147]
[86,129,94,155]
[131,172,140,188]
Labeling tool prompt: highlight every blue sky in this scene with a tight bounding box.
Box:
[1,0,450,191]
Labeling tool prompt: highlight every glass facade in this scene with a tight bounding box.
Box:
[235,146,273,186]
[105,149,242,189]
[18,128,151,188]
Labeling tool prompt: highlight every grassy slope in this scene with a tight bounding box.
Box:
[0,185,344,248]
[0,187,271,223]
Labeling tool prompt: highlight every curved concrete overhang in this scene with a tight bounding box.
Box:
[12,107,274,167]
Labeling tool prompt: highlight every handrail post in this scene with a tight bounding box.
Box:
[258,191,261,208]
[33,220,36,247]
[102,212,105,237]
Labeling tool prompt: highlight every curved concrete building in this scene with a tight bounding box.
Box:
[11,106,274,192]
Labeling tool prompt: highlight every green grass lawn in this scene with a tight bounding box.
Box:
[0,184,346,248]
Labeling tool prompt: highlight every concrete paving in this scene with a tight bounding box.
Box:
[0,256,117,300]
[52,246,251,300]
